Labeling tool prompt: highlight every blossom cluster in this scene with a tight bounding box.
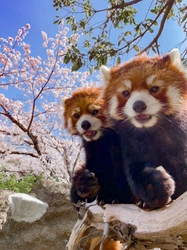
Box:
[0,22,99,181]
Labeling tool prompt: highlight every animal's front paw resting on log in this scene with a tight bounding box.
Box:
[67,192,187,250]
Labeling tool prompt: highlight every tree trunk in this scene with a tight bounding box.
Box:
[67,191,187,250]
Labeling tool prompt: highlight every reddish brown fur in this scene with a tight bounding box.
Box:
[63,87,107,132]
[103,54,187,116]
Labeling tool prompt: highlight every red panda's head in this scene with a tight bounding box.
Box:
[100,49,187,128]
[63,87,107,141]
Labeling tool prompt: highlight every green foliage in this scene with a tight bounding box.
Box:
[52,0,187,70]
[0,172,43,193]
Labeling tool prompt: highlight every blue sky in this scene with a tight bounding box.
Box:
[0,0,59,57]
[0,0,186,65]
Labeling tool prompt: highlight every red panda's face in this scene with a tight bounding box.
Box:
[100,49,187,128]
[63,88,106,141]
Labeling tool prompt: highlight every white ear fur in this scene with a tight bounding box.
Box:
[100,65,111,86]
[169,48,185,72]
[169,48,181,64]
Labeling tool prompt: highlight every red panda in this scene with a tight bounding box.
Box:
[63,87,106,141]
[63,87,133,206]
[63,87,129,250]
[99,49,187,209]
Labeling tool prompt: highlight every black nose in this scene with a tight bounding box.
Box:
[133,100,147,113]
[81,120,91,130]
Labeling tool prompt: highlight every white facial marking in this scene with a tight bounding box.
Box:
[123,80,132,89]
[109,96,124,120]
[146,76,164,88]
[82,131,102,141]
[146,75,156,86]
[117,87,127,94]
[89,104,101,111]
[124,90,163,128]
[67,118,77,134]
[131,116,158,128]
[76,114,102,141]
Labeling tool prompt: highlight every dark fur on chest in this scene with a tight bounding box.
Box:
[116,114,187,200]
[83,129,133,203]
[70,128,133,205]
[83,129,121,176]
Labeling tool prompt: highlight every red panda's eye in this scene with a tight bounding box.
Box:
[150,86,159,93]
[73,113,80,119]
[92,110,99,116]
[122,90,130,97]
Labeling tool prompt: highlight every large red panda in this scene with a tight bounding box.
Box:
[99,49,187,209]
[63,87,133,206]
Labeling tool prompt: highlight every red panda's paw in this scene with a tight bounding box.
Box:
[136,166,175,210]
[75,169,101,199]
[137,196,173,210]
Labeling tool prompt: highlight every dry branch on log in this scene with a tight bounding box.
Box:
[67,191,187,250]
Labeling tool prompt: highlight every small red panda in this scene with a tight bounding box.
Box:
[63,87,130,250]
[100,49,187,209]
[63,87,106,141]
[63,87,133,206]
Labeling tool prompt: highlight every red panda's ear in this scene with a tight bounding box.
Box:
[62,96,71,108]
[169,48,185,73]
[169,48,181,65]
[100,65,111,86]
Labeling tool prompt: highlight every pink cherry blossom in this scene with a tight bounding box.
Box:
[0,23,99,182]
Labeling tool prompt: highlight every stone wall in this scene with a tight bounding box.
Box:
[0,180,77,250]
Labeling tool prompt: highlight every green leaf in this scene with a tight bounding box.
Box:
[133,44,139,52]
[72,45,81,54]
[124,31,132,36]
[117,56,121,65]
[64,54,71,64]
[53,20,59,24]
[71,58,83,71]
[0,172,43,193]
[84,40,91,48]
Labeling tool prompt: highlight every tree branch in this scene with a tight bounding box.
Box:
[0,104,41,155]
[93,0,142,13]
[0,105,27,133]
[68,192,187,250]
[26,47,59,131]
[0,150,38,158]
[138,0,175,54]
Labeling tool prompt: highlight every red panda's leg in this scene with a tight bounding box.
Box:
[70,167,101,205]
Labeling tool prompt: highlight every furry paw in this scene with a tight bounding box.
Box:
[137,166,175,209]
[75,169,100,199]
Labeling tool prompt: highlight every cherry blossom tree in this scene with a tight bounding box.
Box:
[0,22,98,182]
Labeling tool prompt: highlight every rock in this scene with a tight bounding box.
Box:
[0,180,77,250]
[9,193,48,223]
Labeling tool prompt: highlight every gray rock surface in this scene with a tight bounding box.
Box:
[0,180,77,250]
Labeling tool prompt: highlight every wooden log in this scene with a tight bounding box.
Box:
[67,192,187,250]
